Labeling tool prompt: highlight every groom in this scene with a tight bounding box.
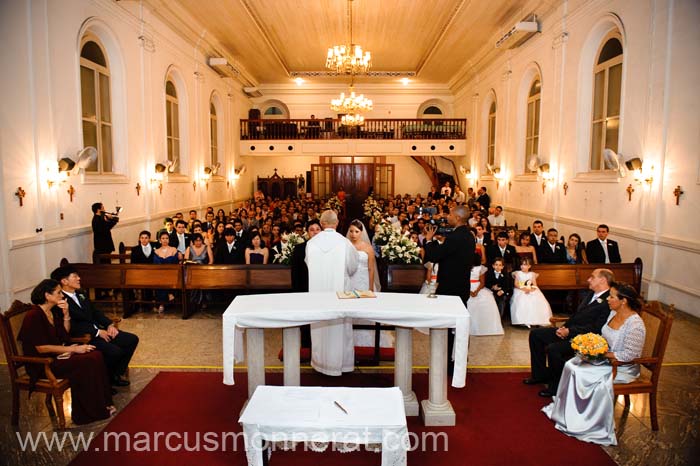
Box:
[305,210,359,376]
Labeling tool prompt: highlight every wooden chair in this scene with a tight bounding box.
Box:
[609,301,674,431]
[0,300,89,429]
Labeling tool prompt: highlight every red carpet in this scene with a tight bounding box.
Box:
[70,371,616,466]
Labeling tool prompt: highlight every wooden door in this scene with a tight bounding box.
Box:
[332,163,373,198]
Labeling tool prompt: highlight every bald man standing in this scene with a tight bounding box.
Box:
[305,210,360,376]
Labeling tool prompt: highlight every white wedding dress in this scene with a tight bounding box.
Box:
[349,251,394,348]
[467,265,504,336]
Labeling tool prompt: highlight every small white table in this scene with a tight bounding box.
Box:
[223,292,470,426]
[239,385,408,466]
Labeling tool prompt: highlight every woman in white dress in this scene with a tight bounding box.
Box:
[468,253,504,336]
[510,256,552,327]
[346,220,392,348]
[542,283,646,445]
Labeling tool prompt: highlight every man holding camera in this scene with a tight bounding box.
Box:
[91,202,119,261]
[423,205,476,375]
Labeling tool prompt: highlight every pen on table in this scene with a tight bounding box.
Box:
[334,401,349,415]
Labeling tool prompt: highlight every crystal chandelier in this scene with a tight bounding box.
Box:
[325,0,371,75]
[330,86,373,113]
[340,113,365,126]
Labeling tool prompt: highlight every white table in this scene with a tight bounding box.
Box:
[239,385,408,466]
[222,291,470,426]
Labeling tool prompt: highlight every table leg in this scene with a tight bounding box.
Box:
[394,327,419,416]
[421,328,456,426]
[283,327,301,386]
[246,328,265,399]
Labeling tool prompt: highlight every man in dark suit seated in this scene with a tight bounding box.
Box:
[585,224,622,264]
[486,231,517,269]
[485,257,512,318]
[423,205,475,376]
[214,228,245,264]
[157,217,177,247]
[130,230,157,264]
[524,268,614,397]
[172,220,191,256]
[529,220,545,249]
[538,228,567,264]
[474,224,492,249]
[50,265,139,387]
[476,187,491,210]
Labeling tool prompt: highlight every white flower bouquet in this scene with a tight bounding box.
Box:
[380,231,422,264]
[273,232,305,265]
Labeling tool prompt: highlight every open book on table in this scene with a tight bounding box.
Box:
[336,290,376,299]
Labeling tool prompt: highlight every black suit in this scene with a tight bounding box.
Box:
[586,238,622,264]
[476,193,491,210]
[485,268,512,318]
[171,233,191,252]
[290,242,312,348]
[214,240,245,264]
[486,244,517,267]
[528,289,611,391]
[529,233,546,249]
[538,242,568,264]
[92,213,119,255]
[64,291,139,380]
[130,242,158,264]
[424,225,475,376]
[474,235,492,250]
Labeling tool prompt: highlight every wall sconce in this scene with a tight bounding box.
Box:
[493,168,504,189]
[202,167,212,190]
[538,163,554,193]
[627,158,653,186]
[151,163,166,194]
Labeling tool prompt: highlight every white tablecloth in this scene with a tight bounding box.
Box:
[239,385,408,466]
[222,291,470,387]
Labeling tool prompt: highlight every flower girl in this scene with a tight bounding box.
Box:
[510,257,552,327]
[468,254,504,336]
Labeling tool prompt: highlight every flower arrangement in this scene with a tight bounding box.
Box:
[372,220,395,246]
[273,232,305,265]
[571,332,609,362]
[324,195,343,213]
[363,196,379,218]
[380,230,422,264]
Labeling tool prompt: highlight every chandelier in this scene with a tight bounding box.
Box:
[325,0,371,75]
[330,85,372,127]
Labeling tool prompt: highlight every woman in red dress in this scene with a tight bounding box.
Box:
[18,279,115,424]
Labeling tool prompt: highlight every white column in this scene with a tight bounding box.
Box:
[421,328,456,426]
[246,328,265,399]
[283,327,301,386]
[394,327,419,416]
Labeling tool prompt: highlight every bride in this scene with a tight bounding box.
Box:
[346,220,393,348]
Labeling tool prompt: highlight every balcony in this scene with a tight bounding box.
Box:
[240,118,467,140]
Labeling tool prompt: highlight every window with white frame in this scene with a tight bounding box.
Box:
[80,37,113,173]
[210,102,218,166]
[487,101,496,168]
[525,78,541,172]
[165,79,180,172]
[422,105,443,116]
[590,32,623,170]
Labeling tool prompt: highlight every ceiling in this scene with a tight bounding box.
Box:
[159,0,555,86]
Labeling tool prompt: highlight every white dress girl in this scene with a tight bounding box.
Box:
[510,269,552,326]
[468,265,504,336]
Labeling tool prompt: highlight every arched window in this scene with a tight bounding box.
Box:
[590,32,623,170]
[423,106,443,116]
[210,102,218,166]
[80,37,112,172]
[264,106,284,116]
[525,78,541,172]
[165,79,179,172]
[487,101,497,168]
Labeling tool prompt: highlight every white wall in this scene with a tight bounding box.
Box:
[452,0,700,315]
[0,0,251,307]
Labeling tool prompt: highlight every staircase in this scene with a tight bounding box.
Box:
[410,156,457,190]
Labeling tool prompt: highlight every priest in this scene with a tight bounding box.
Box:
[305,210,360,375]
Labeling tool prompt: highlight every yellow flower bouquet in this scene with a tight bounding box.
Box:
[571,332,609,364]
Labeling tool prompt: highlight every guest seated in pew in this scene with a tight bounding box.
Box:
[184,233,213,265]
[214,228,245,265]
[586,224,622,264]
[245,232,269,264]
[152,231,182,313]
[19,279,116,424]
[485,257,512,319]
[565,233,587,264]
[539,228,567,264]
[516,232,539,264]
[524,268,613,397]
[50,266,139,387]
[130,230,157,264]
[542,282,645,445]
[486,231,517,268]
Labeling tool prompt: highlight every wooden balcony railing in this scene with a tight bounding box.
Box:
[240,118,467,140]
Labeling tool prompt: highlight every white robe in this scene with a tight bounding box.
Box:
[305,228,360,375]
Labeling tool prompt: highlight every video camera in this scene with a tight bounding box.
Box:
[430,217,454,236]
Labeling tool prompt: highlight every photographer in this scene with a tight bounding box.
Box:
[423,205,476,375]
[91,202,119,261]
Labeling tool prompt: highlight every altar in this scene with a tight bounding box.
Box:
[222,291,470,426]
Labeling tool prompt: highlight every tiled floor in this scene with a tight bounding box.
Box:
[1,304,698,465]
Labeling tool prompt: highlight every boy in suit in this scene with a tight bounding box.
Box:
[485,257,512,318]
